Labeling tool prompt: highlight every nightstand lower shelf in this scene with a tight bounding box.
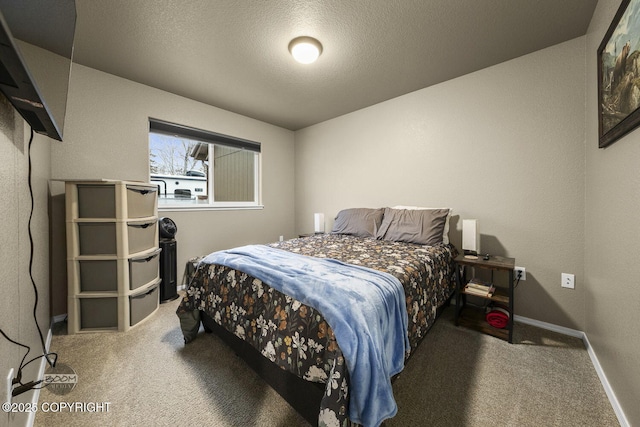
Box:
[456,307,509,341]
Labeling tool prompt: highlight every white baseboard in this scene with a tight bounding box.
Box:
[514,314,584,338]
[514,315,629,427]
[582,333,630,427]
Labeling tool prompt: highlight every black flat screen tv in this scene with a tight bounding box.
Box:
[0,0,76,141]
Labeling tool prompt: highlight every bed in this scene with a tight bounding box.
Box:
[177,207,458,427]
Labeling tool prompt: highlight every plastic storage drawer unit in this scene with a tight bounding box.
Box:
[77,184,116,218]
[78,259,118,292]
[127,220,157,254]
[79,297,118,330]
[130,284,159,326]
[126,185,158,218]
[66,180,160,333]
[76,183,157,219]
[78,223,117,255]
[129,248,161,290]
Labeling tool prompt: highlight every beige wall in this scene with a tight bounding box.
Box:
[50,64,296,316]
[585,0,640,424]
[295,37,587,330]
[0,97,52,427]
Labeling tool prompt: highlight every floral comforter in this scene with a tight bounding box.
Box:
[177,234,457,426]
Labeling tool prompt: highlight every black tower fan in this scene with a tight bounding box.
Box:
[158,217,179,302]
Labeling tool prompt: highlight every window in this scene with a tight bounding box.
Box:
[149,119,261,208]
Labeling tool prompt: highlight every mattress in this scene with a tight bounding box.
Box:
[177,233,457,426]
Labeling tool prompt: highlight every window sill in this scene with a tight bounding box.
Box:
[159,204,264,212]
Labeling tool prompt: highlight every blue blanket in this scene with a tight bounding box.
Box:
[202,245,409,427]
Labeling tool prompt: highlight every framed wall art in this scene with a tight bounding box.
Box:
[598,0,640,148]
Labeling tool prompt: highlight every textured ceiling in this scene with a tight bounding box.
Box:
[72,0,597,130]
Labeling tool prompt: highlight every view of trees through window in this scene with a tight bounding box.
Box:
[149,127,259,207]
[149,134,207,177]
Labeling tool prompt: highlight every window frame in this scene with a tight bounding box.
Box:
[148,118,262,211]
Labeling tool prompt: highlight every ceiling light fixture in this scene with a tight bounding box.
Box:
[288,36,323,64]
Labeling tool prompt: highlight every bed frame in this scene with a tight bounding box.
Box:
[200,294,453,426]
[201,311,324,425]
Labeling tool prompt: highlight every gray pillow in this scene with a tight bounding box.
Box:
[376,207,450,245]
[331,208,384,238]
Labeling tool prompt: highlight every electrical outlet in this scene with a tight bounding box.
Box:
[562,273,575,289]
[279,235,284,242]
[5,368,14,406]
[514,266,526,281]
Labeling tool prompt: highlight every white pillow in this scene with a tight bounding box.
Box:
[391,206,452,244]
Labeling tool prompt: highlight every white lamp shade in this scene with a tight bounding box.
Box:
[314,213,325,233]
[462,219,480,254]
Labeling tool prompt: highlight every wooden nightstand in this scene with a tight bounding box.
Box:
[454,254,516,343]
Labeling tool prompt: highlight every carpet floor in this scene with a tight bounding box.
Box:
[35,295,619,426]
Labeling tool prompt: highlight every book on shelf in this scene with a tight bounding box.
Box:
[464,278,494,297]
